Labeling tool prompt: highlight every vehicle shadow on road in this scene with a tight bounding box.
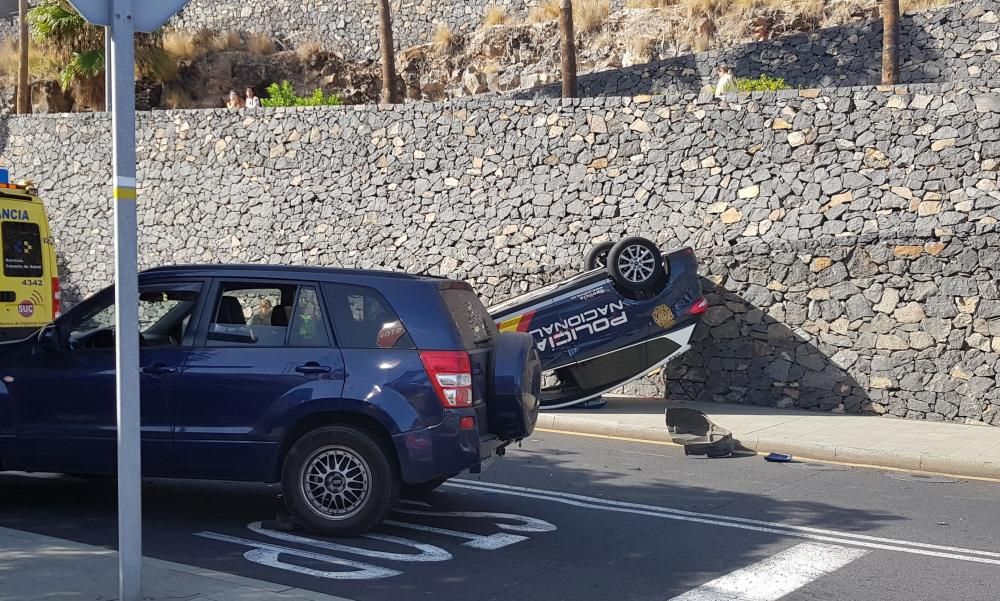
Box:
[472,439,902,532]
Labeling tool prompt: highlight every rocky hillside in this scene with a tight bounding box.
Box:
[4,0,949,111]
[398,0,885,100]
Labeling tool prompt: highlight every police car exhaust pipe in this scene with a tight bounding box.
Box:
[665,407,735,458]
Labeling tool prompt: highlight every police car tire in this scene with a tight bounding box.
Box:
[585,242,615,270]
[282,426,399,537]
[607,237,665,293]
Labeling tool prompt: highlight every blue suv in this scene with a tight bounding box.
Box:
[0,265,541,536]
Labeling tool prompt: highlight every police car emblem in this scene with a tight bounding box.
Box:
[652,304,675,329]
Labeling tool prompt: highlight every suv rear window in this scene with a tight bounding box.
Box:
[2,221,43,277]
[440,287,498,348]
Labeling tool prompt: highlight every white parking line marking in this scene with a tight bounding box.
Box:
[247,522,453,562]
[448,480,1000,565]
[667,542,867,601]
[454,480,1000,558]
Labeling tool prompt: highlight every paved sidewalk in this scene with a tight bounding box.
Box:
[0,526,350,601]
[540,398,1000,480]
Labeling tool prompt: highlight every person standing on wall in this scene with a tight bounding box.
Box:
[715,65,738,98]
[245,87,261,108]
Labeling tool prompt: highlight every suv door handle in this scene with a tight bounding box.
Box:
[296,363,332,375]
[142,363,177,375]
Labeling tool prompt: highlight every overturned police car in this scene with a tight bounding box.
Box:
[490,237,706,409]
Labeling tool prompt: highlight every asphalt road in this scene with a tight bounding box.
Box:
[2,430,1000,601]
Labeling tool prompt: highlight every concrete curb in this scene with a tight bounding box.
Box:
[537,414,1000,480]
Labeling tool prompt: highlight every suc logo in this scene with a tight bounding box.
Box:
[17,300,34,318]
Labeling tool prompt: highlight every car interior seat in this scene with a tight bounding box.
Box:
[217,296,247,325]
[271,306,292,327]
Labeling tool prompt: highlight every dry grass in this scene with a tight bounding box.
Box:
[163,31,198,61]
[575,0,611,33]
[900,0,951,13]
[432,23,458,55]
[224,32,243,51]
[526,0,610,33]
[791,0,827,22]
[163,29,260,67]
[527,0,561,23]
[628,35,654,60]
[296,40,324,63]
[198,30,242,52]
[674,0,832,50]
[0,39,63,86]
[625,0,676,8]
[246,33,276,55]
[483,5,509,27]
[162,84,193,109]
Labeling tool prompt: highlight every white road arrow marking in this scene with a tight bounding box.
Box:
[195,532,401,579]
[247,521,452,562]
[382,519,529,550]
[392,508,557,533]
[667,542,867,601]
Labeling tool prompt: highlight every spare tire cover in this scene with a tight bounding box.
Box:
[489,332,542,441]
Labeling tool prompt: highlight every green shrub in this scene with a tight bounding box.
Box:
[736,74,789,93]
[261,81,343,108]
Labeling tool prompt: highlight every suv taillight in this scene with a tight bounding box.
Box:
[420,350,473,408]
[52,277,61,318]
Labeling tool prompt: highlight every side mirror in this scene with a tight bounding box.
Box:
[37,324,63,353]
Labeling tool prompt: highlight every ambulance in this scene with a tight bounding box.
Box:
[0,168,60,342]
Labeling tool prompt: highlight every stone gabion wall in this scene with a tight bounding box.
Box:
[3,83,1000,425]
[516,1,1000,99]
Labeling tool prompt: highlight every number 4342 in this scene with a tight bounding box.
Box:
[21,279,43,287]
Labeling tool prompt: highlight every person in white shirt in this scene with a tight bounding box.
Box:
[715,66,739,98]
[244,87,262,109]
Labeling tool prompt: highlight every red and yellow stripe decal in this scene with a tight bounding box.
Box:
[497,310,536,333]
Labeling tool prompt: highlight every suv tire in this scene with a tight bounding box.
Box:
[282,426,399,537]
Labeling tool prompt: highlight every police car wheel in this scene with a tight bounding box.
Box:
[585,242,614,270]
[607,237,664,293]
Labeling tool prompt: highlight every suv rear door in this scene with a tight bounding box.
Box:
[322,282,435,432]
[173,279,345,481]
[439,284,499,434]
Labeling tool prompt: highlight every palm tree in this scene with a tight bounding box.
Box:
[376,0,401,103]
[16,0,30,114]
[882,0,899,84]
[560,0,578,98]
[27,0,174,106]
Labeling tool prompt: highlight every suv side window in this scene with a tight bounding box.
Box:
[323,283,414,349]
[66,283,202,350]
[288,287,331,347]
[207,283,295,347]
